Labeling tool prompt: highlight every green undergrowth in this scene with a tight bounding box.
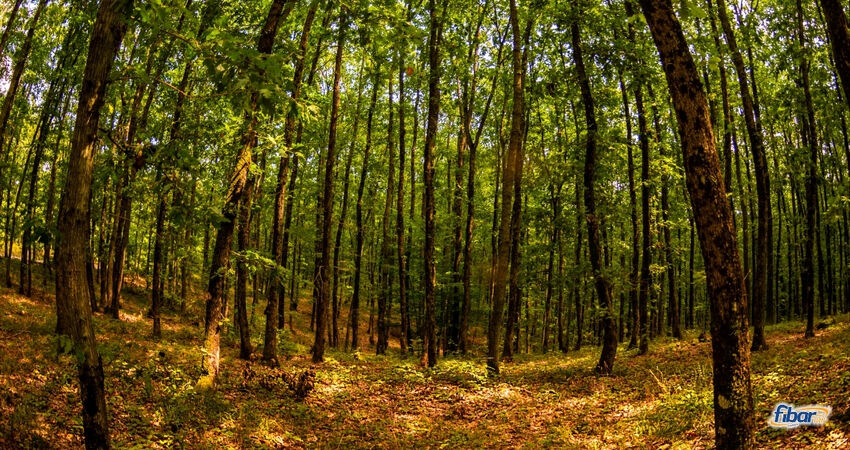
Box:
[1,285,848,448]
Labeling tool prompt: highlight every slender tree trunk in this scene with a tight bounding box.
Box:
[265,0,319,360]
[795,0,819,339]
[639,1,755,446]
[377,76,396,355]
[0,0,48,176]
[331,69,363,350]
[818,0,850,111]
[625,0,653,356]
[350,71,380,352]
[422,0,445,368]
[313,10,346,363]
[618,69,640,349]
[235,177,255,359]
[487,0,525,375]
[202,0,290,387]
[397,46,409,356]
[571,13,617,374]
[0,0,23,62]
[151,196,166,339]
[715,0,771,352]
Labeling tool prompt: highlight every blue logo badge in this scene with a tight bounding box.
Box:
[768,403,831,429]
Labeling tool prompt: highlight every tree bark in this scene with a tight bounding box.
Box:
[350,70,380,352]
[639,0,755,446]
[377,75,395,355]
[202,0,290,387]
[818,0,850,111]
[313,9,346,363]
[0,0,47,177]
[715,0,771,352]
[55,0,131,446]
[422,0,444,368]
[265,0,319,361]
[487,0,524,375]
[0,0,23,62]
[571,11,617,375]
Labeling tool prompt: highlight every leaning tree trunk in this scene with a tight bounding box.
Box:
[54,0,132,446]
[202,0,290,388]
[0,0,48,177]
[639,0,755,447]
[818,0,850,111]
[0,0,23,62]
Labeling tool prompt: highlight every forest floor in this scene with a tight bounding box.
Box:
[1,273,849,448]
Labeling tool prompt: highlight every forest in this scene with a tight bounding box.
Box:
[0,0,849,447]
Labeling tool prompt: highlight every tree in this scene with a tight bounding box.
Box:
[201,0,291,388]
[570,2,617,375]
[313,7,346,363]
[639,0,755,446]
[818,0,850,111]
[265,0,320,364]
[714,0,771,352]
[486,0,524,375]
[55,0,133,446]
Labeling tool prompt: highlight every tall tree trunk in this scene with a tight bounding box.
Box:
[350,71,380,352]
[265,0,319,361]
[0,0,23,62]
[714,0,771,352]
[639,1,755,446]
[397,45,409,356]
[235,177,255,359]
[571,11,617,375]
[202,0,290,387]
[377,75,396,355]
[487,0,524,375]
[625,0,652,356]
[650,91,682,339]
[422,0,444,368]
[313,10,346,363]
[54,0,131,446]
[818,0,850,111]
[0,0,48,176]
[618,69,640,350]
[331,67,363,350]
[798,0,819,339]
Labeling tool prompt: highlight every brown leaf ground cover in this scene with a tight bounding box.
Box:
[1,278,848,448]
